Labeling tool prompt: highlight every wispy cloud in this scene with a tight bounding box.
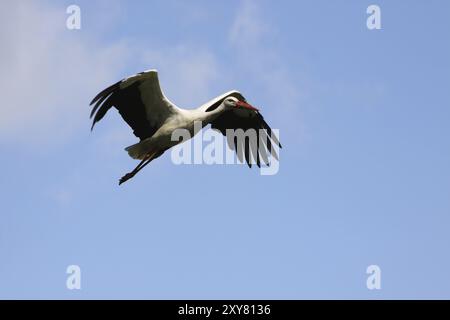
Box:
[229,0,302,124]
[140,45,220,108]
[230,1,271,48]
[0,2,128,145]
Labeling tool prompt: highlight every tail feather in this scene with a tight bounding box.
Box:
[125,141,149,160]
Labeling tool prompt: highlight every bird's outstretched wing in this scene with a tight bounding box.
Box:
[90,70,179,140]
[211,106,282,168]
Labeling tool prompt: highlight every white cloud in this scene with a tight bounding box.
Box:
[229,1,270,48]
[0,1,128,145]
[140,45,220,108]
[229,0,302,126]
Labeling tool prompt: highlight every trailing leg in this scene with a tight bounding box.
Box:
[118,151,156,185]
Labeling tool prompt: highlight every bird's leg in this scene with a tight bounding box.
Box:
[119,157,151,185]
[119,151,156,185]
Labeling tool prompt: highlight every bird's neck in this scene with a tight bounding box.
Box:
[192,104,225,126]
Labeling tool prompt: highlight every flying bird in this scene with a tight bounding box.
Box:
[90,69,281,185]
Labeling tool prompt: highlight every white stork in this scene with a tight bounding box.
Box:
[90,69,281,185]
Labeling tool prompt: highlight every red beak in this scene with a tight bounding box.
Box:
[236,100,259,112]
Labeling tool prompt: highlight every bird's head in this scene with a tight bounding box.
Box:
[223,96,259,112]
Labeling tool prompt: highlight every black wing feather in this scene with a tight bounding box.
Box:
[90,80,158,140]
[211,109,281,168]
[90,80,121,109]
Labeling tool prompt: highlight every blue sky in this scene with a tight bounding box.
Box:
[1,0,449,299]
